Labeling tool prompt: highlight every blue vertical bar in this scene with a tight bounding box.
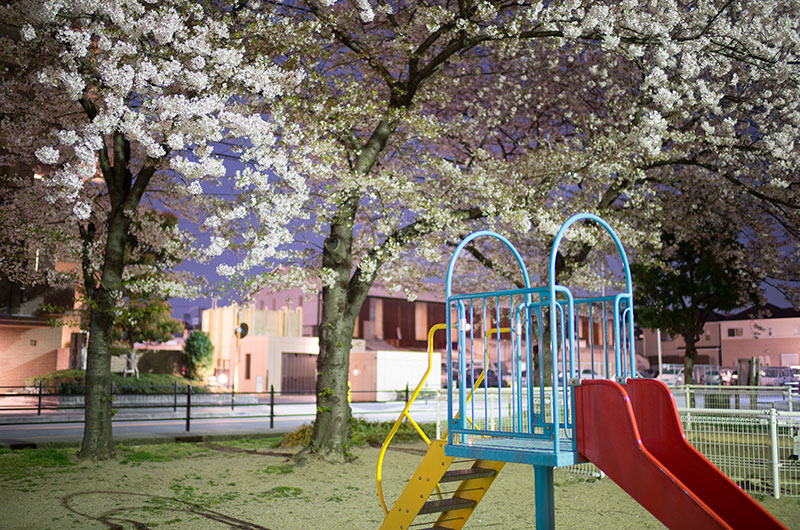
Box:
[469,299,475,430]
[447,300,454,445]
[482,297,488,430]
[613,295,623,380]
[602,300,610,379]
[588,303,595,377]
[458,301,467,442]
[534,466,555,530]
[575,301,582,377]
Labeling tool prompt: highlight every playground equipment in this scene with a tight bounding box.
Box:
[378,213,786,529]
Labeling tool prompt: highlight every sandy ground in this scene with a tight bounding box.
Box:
[1,440,799,529]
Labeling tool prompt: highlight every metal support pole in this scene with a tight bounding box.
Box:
[186,385,192,432]
[436,390,442,440]
[37,380,43,416]
[770,406,780,499]
[269,385,275,429]
[231,387,235,410]
[173,381,178,412]
[533,466,555,530]
[405,384,410,403]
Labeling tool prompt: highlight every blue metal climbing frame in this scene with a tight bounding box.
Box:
[444,213,637,467]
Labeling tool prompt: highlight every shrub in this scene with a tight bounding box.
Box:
[182,331,214,380]
[26,370,208,394]
[279,418,436,448]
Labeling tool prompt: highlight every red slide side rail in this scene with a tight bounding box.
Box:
[575,379,786,529]
[625,378,785,530]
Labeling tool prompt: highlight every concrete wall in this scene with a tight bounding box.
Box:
[0,318,75,386]
[375,350,441,402]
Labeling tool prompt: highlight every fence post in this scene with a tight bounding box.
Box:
[231,387,235,410]
[770,406,780,499]
[37,380,43,416]
[186,385,192,432]
[405,384,410,403]
[788,387,794,413]
[269,385,275,429]
[173,381,178,412]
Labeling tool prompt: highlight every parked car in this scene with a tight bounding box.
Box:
[579,368,602,379]
[657,366,684,385]
[760,366,799,387]
[463,366,512,388]
[700,368,722,385]
[441,362,459,388]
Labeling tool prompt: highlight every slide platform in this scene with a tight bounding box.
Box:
[575,378,786,530]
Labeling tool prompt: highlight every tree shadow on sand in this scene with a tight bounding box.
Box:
[62,490,270,529]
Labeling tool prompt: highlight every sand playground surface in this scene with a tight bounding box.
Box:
[1,439,799,529]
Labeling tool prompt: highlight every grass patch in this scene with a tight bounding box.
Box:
[0,447,75,479]
[261,464,294,475]
[258,486,304,499]
[280,418,436,448]
[119,443,209,465]
[207,436,283,450]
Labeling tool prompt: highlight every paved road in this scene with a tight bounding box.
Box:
[0,399,442,448]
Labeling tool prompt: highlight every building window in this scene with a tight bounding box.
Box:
[727,328,743,337]
[29,339,37,346]
[245,354,251,380]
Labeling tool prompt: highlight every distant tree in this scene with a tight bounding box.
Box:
[632,232,763,384]
[182,331,213,381]
[114,299,184,375]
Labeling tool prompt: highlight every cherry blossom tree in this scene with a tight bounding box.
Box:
[0,0,306,460]
[214,1,800,461]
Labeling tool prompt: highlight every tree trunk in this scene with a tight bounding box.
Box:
[304,198,372,462]
[79,208,130,460]
[682,333,698,386]
[309,283,360,462]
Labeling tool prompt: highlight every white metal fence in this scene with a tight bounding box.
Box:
[436,384,800,498]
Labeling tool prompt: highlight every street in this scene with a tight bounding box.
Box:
[0,399,441,447]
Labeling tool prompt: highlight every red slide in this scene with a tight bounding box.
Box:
[575,378,786,530]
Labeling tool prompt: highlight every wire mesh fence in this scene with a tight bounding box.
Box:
[436,384,800,497]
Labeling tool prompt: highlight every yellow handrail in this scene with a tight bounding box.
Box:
[377,323,446,514]
[376,325,512,514]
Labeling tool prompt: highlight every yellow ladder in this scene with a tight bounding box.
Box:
[377,325,509,529]
[380,440,504,529]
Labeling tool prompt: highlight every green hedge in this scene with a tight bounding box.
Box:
[26,370,209,394]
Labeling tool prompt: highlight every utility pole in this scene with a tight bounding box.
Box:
[657,328,663,379]
[233,304,240,391]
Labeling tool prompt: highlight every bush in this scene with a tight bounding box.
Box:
[183,331,214,380]
[26,370,208,394]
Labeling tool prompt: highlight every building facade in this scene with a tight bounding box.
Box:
[638,304,800,370]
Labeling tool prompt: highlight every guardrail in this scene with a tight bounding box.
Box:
[0,383,438,432]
